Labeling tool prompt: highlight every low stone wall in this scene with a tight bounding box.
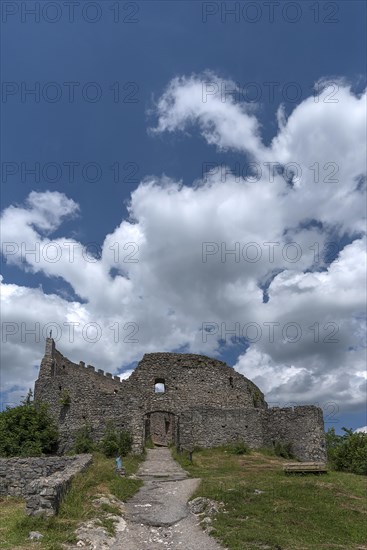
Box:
[179,406,264,450]
[0,454,92,516]
[262,406,327,462]
[0,456,75,496]
[177,405,326,461]
[26,454,92,516]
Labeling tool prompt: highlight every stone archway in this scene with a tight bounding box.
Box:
[145,411,176,446]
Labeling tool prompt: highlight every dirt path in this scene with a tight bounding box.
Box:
[111,447,225,549]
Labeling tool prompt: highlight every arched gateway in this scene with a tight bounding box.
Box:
[145,411,177,446]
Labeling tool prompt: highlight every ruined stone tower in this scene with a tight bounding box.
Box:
[34,338,326,461]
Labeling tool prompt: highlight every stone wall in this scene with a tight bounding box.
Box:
[34,340,268,454]
[128,352,267,413]
[34,344,130,453]
[26,454,92,516]
[179,406,265,450]
[33,339,326,461]
[128,352,267,453]
[262,406,327,461]
[0,454,92,516]
[0,456,76,496]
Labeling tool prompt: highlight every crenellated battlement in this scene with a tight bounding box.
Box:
[69,360,123,384]
[78,361,123,383]
[40,338,124,385]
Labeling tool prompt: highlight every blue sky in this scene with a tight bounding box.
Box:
[1,1,366,433]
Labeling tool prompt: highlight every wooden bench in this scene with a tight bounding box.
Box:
[283,462,328,474]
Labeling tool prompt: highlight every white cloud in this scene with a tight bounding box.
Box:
[1,73,366,418]
[153,74,366,235]
[152,72,264,158]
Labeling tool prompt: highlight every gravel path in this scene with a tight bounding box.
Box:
[111,448,225,549]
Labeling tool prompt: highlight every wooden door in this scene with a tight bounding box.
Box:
[149,412,175,446]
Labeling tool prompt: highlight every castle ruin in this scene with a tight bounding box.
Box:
[34,338,326,461]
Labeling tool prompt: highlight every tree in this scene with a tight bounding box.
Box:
[0,391,59,457]
[73,424,96,453]
[326,427,367,476]
[100,422,133,457]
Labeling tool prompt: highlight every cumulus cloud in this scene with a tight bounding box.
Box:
[151,72,264,158]
[354,426,367,433]
[1,73,366,418]
[153,74,366,235]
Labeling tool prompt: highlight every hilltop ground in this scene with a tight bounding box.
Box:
[0,447,366,550]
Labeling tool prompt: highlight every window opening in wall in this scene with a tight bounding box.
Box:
[154,378,165,393]
[229,376,233,387]
[114,389,118,394]
[59,385,62,391]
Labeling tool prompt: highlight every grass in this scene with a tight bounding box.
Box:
[173,446,367,550]
[99,516,117,537]
[145,436,155,449]
[100,502,121,516]
[0,452,144,550]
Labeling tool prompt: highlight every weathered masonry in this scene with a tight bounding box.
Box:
[0,454,92,516]
[34,338,327,461]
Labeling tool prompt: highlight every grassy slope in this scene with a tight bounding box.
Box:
[0,453,143,550]
[173,447,367,550]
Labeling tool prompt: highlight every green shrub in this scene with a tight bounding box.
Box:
[73,425,95,453]
[0,391,59,457]
[228,441,251,455]
[100,422,119,457]
[59,390,71,407]
[274,441,294,459]
[100,422,133,457]
[118,430,133,456]
[326,427,367,475]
